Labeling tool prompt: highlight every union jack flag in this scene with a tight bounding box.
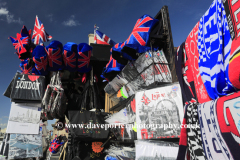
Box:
[77,43,92,73]
[94,28,116,46]
[32,15,52,45]
[9,33,29,55]
[125,14,158,46]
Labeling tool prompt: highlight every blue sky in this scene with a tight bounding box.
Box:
[0,0,213,131]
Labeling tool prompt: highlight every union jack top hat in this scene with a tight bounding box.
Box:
[62,42,78,72]
[32,45,49,75]
[77,43,92,73]
[45,40,63,71]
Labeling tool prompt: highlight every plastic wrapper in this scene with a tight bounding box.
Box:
[153,50,172,82]
[105,50,172,105]
[138,50,172,85]
[104,145,135,159]
[6,102,41,134]
[135,83,183,139]
[120,62,139,82]
[8,129,43,159]
[125,99,136,123]
[134,51,153,73]
[126,75,146,93]
[104,83,115,96]
[109,93,122,106]
[105,107,129,124]
[140,65,159,85]
[110,75,128,92]
[135,140,178,160]
[118,86,130,99]
[105,104,137,141]
[121,122,137,140]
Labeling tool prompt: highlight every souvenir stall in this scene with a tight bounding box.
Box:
[1,0,240,159]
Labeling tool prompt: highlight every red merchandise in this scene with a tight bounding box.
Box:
[184,22,211,103]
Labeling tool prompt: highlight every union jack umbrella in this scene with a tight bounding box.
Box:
[32,45,49,75]
[21,25,32,38]
[45,40,63,71]
[62,42,77,72]
[111,15,158,63]
[125,14,158,46]
[112,15,158,62]
[101,48,125,80]
[9,33,29,58]
[19,59,33,74]
[32,15,52,45]
[111,42,129,65]
[77,43,92,73]
[9,25,33,59]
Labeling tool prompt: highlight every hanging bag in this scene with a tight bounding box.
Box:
[42,71,67,119]
[54,72,68,118]
[50,72,62,119]
[42,73,56,109]
[68,69,110,141]
[50,90,61,119]
[46,73,57,119]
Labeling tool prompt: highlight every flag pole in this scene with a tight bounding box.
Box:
[94,24,97,44]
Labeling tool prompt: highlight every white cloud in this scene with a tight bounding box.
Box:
[0,7,8,15]
[47,14,53,22]
[6,13,23,24]
[62,15,81,27]
[0,5,23,24]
